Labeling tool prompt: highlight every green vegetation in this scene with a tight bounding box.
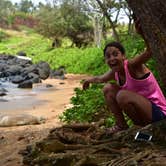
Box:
[60,84,105,123]
[0,27,107,75]
[0,29,50,56]
[0,30,8,42]
[0,27,160,127]
[0,27,160,126]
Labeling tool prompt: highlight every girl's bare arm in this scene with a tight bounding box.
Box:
[83,70,115,90]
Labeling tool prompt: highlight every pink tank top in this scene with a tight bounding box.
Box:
[115,60,166,115]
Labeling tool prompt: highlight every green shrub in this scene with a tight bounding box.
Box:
[0,31,8,42]
[32,47,109,75]
[59,84,106,123]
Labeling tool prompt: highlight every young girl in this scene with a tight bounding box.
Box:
[83,40,166,133]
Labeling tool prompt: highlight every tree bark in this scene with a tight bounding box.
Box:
[127,0,166,87]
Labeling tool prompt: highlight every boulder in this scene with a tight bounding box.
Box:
[0,114,45,127]
[18,80,33,88]
[37,61,50,80]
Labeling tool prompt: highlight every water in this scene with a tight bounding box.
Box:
[0,81,36,100]
[0,80,55,112]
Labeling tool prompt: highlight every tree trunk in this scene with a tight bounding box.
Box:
[127,0,166,87]
[94,16,102,48]
[96,0,120,42]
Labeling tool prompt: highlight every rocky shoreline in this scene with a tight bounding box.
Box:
[0,53,50,90]
[0,53,65,96]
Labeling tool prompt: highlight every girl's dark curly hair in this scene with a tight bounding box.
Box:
[104,41,125,56]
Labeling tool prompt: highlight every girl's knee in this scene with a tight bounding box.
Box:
[103,84,113,95]
[103,84,119,96]
[116,90,129,106]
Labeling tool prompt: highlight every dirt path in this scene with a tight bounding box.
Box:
[0,74,90,166]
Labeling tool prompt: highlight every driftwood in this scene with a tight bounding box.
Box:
[21,119,166,166]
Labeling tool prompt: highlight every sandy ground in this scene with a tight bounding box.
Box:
[0,74,90,166]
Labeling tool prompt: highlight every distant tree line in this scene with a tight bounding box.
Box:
[0,0,135,47]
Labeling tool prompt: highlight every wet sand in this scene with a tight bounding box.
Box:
[0,74,90,166]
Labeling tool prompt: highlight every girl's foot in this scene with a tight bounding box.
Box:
[105,125,128,135]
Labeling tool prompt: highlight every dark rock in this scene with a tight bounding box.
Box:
[50,66,66,80]
[0,63,8,72]
[37,61,50,80]
[46,84,53,88]
[0,54,52,90]
[22,65,38,75]
[28,73,41,83]
[6,65,22,75]
[17,51,27,57]
[18,80,33,88]
[11,75,25,84]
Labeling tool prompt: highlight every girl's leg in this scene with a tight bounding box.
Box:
[103,84,128,129]
[116,90,152,126]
